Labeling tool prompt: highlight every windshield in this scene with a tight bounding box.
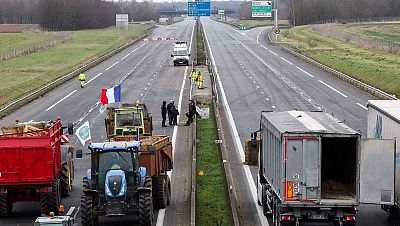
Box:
[116,112,142,127]
[98,151,135,189]
[174,50,188,56]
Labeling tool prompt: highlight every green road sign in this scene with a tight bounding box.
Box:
[252,1,272,18]
[240,26,247,30]
[252,6,272,13]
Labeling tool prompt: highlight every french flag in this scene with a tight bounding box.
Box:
[100,85,121,105]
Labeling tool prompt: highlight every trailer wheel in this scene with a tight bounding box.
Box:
[153,176,168,209]
[0,194,12,217]
[81,194,96,226]
[139,191,153,226]
[60,162,72,197]
[40,179,60,215]
[164,175,171,205]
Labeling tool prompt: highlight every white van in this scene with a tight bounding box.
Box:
[171,41,190,66]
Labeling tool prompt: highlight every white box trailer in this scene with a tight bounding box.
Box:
[251,110,395,226]
[367,100,400,224]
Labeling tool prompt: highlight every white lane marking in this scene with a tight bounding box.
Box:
[280,57,293,65]
[268,50,278,56]
[105,61,119,71]
[261,45,268,50]
[296,66,314,78]
[66,206,75,216]
[272,105,276,109]
[120,53,131,60]
[204,25,269,226]
[266,98,270,101]
[156,20,195,226]
[319,80,348,98]
[45,90,77,111]
[256,29,263,44]
[357,103,368,110]
[85,73,103,85]
[73,206,80,219]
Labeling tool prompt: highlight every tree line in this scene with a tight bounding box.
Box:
[239,0,400,26]
[0,0,159,30]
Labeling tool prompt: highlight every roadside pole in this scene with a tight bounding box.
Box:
[274,0,279,41]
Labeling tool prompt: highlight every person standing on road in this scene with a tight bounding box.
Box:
[190,68,198,85]
[197,71,204,89]
[167,100,174,125]
[161,101,167,127]
[185,100,196,126]
[171,104,179,126]
[79,72,86,88]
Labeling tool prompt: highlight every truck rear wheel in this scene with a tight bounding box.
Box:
[40,179,61,215]
[0,194,12,217]
[153,176,168,209]
[139,191,153,226]
[60,162,72,197]
[81,194,97,226]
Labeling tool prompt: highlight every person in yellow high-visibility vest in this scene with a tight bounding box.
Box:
[191,69,198,85]
[79,73,86,88]
[197,72,204,89]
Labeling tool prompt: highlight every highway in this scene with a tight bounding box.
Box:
[201,17,390,226]
[0,19,195,226]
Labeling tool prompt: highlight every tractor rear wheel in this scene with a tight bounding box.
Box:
[81,194,97,226]
[139,191,153,226]
[40,179,60,215]
[60,162,72,197]
[153,176,167,209]
[0,194,12,217]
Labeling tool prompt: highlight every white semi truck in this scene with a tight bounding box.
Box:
[251,110,396,226]
[171,41,190,66]
[367,100,400,225]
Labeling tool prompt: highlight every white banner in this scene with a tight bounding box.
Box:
[76,121,91,146]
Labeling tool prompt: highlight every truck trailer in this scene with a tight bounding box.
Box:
[0,120,74,217]
[367,100,400,224]
[251,110,396,226]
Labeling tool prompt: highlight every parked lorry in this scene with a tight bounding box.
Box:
[366,100,400,224]
[0,120,74,217]
[105,103,153,139]
[249,110,395,225]
[171,41,190,66]
[77,138,172,226]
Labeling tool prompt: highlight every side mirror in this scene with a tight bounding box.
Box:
[188,53,191,56]
[76,149,83,158]
[171,54,174,57]
[68,123,74,135]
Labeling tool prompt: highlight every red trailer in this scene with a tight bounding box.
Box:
[0,120,74,217]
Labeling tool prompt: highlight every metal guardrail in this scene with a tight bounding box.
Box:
[0,27,154,119]
[266,29,398,100]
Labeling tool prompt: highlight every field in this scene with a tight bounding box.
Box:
[197,104,231,226]
[0,24,150,108]
[232,19,289,29]
[276,23,400,97]
[0,33,61,53]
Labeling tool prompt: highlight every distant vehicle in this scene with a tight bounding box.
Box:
[171,41,190,66]
[249,110,395,225]
[0,120,75,217]
[367,100,400,225]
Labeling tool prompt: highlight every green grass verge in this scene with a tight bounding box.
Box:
[234,19,289,29]
[276,26,400,97]
[197,104,231,226]
[343,22,400,44]
[0,24,150,108]
[0,33,60,53]
[197,24,206,65]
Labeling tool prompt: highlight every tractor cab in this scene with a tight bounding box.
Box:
[105,103,153,140]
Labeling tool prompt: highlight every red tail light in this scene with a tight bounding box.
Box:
[281,215,295,221]
[344,216,356,221]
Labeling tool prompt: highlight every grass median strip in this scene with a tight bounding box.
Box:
[231,19,289,29]
[196,104,231,226]
[0,24,150,109]
[276,25,400,97]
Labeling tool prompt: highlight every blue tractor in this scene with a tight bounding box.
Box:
[77,141,153,226]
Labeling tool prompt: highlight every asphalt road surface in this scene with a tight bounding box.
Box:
[0,19,195,226]
[201,17,390,226]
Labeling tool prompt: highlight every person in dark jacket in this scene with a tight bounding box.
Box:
[167,100,174,125]
[161,101,167,127]
[171,104,179,125]
[185,100,196,126]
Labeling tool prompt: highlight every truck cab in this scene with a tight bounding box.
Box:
[171,41,190,66]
